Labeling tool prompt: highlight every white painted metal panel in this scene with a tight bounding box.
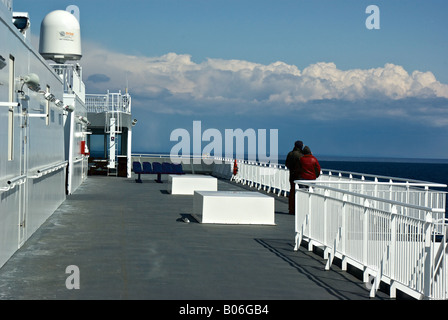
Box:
[0,3,67,268]
[169,174,217,195]
[193,191,275,225]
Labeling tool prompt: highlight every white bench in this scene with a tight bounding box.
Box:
[193,191,275,225]
[169,174,218,195]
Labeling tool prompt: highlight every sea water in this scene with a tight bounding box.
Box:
[313,156,448,189]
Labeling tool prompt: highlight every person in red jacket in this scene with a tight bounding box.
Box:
[300,146,321,181]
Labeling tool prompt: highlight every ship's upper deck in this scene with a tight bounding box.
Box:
[0,173,390,301]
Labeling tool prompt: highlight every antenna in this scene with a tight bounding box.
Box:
[125,72,129,95]
[39,10,82,63]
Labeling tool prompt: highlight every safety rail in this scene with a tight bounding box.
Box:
[1,161,68,192]
[132,154,227,175]
[28,161,68,179]
[0,174,27,193]
[131,156,447,212]
[319,170,446,214]
[131,156,446,217]
[224,160,447,209]
[230,161,290,196]
[213,158,447,299]
[294,182,447,300]
[306,180,446,235]
[50,64,83,95]
[85,91,131,114]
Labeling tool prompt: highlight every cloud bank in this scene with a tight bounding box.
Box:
[81,42,448,126]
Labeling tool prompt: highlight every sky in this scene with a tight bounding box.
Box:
[14,0,448,160]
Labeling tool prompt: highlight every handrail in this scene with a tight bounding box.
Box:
[29,161,68,179]
[298,179,447,189]
[294,180,446,217]
[8,174,27,185]
[294,181,447,300]
[322,167,442,186]
[85,92,131,114]
[0,102,19,107]
[1,161,68,192]
[132,153,447,196]
[73,157,85,164]
[0,174,27,193]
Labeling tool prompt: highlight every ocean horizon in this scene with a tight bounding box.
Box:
[128,151,448,190]
[131,151,448,164]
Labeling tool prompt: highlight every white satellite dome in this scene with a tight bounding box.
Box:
[39,10,82,63]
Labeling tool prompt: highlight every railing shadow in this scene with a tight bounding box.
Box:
[254,238,388,300]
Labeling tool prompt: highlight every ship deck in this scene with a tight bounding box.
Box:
[0,174,390,301]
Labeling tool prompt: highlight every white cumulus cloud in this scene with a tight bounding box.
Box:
[79,42,448,126]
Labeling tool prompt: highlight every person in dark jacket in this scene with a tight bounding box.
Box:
[300,146,321,180]
[285,140,304,214]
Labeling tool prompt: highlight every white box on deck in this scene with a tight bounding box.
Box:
[169,175,218,195]
[193,191,275,225]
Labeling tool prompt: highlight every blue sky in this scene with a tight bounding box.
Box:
[15,0,448,160]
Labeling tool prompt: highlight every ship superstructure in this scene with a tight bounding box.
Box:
[0,1,117,268]
[85,90,134,178]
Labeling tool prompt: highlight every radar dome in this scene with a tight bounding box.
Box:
[39,10,82,63]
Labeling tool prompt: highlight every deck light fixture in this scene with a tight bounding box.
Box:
[43,92,56,102]
[77,115,90,125]
[64,104,75,112]
[22,73,41,92]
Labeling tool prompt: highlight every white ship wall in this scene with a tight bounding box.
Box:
[64,91,88,194]
[0,4,67,267]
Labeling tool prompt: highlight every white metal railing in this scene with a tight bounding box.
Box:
[0,174,27,193]
[130,156,446,212]
[318,170,446,211]
[28,161,68,179]
[294,182,447,300]
[1,0,12,11]
[231,161,290,196]
[225,160,447,209]
[50,64,82,94]
[207,157,447,299]
[131,155,446,219]
[305,180,446,235]
[85,91,131,114]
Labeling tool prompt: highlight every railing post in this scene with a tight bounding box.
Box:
[423,211,433,299]
[308,186,314,252]
[363,198,370,283]
[390,205,397,298]
[361,176,365,196]
[341,194,347,271]
[294,183,305,251]
[374,177,378,199]
[294,182,299,251]
[323,189,330,259]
